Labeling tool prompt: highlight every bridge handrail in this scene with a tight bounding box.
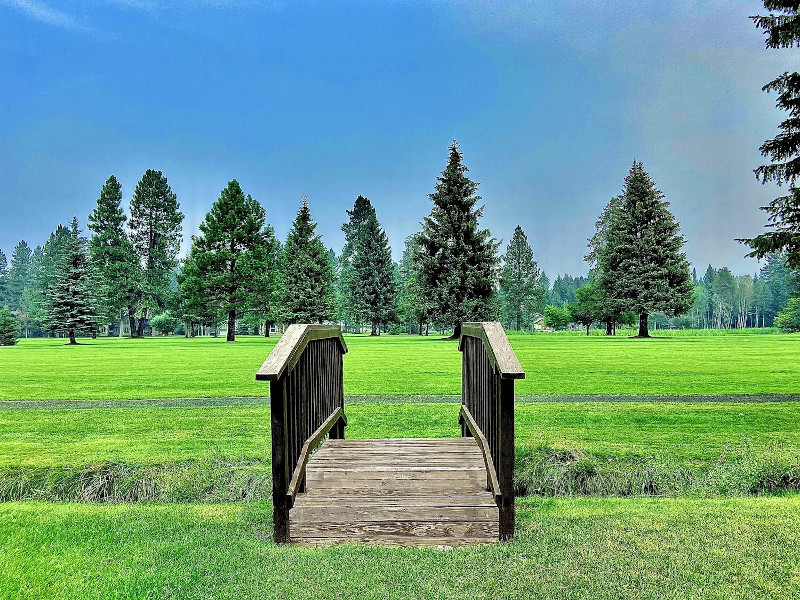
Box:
[256,324,347,544]
[459,321,524,541]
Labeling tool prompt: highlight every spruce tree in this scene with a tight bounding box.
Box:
[499,226,543,331]
[7,241,33,311]
[183,180,279,342]
[586,196,631,334]
[598,162,693,337]
[742,3,800,268]
[0,307,18,346]
[88,175,141,335]
[45,218,100,344]
[417,141,499,338]
[0,249,7,308]
[128,169,184,337]
[351,210,397,335]
[282,197,336,324]
[397,234,434,335]
[338,196,377,329]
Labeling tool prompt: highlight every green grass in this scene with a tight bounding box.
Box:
[2,401,799,500]
[1,331,799,400]
[5,401,800,468]
[2,497,799,599]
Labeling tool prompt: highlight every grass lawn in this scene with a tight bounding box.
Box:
[1,331,799,400]
[2,496,798,599]
[3,401,800,468]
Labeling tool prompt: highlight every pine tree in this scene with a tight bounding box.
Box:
[88,175,141,335]
[182,180,279,342]
[586,196,631,334]
[598,162,693,337]
[351,210,397,335]
[397,234,434,335]
[741,4,800,268]
[282,197,335,324]
[0,307,18,346]
[7,241,33,311]
[338,196,377,329]
[499,226,543,331]
[417,141,499,338]
[0,249,7,307]
[128,169,184,337]
[45,218,100,344]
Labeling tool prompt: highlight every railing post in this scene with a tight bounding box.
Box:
[499,377,515,541]
[270,377,290,544]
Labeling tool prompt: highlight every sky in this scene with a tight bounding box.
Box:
[0,0,796,278]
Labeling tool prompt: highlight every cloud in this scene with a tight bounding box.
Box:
[1,0,79,28]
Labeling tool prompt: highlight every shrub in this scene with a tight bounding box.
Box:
[543,305,571,330]
[0,308,19,346]
[775,298,800,333]
[150,312,179,336]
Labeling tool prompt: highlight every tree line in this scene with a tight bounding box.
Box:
[2,141,794,346]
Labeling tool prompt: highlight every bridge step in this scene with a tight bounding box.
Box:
[290,438,499,547]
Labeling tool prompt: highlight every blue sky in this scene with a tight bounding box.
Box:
[0,0,795,277]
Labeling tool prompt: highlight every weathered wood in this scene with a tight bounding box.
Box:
[459,322,525,380]
[458,405,502,502]
[290,438,499,546]
[255,324,347,381]
[257,325,347,544]
[286,406,346,505]
[459,321,524,541]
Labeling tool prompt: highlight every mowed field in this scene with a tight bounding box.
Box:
[1,331,800,598]
[1,330,799,400]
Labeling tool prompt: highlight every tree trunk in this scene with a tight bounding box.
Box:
[68,328,76,345]
[637,313,650,337]
[127,306,139,338]
[136,308,148,338]
[605,320,613,336]
[450,322,462,340]
[264,320,271,337]
[586,324,591,336]
[119,316,124,338]
[371,321,378,336]
[92,329,97,339]
[226,310,236,342]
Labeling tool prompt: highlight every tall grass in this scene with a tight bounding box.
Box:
[515,439,800,497]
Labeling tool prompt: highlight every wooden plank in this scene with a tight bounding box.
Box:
[458,322,525,380]
[292,536,497,548]
[291,505,498,523]
[295,492,495,506]
[290,520,498,538]
[255,324,347,381]
[286,406,345,503]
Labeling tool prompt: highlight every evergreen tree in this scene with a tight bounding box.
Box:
[182,180,279,342]
[586,196,630,334]
[0,249,7,307]
[7,241,33,311]
[282,197,336,324]
[498,226,543,330]
[339,196,377,329]
[0,307,18,346]
[128,169,184,337]
[598,162,693,337]
[417,141,499,338]
[45,218,99,344]
[350,210,396,335]
[88,175,141,335]
[397,233,434,335]
[742,4,800,268]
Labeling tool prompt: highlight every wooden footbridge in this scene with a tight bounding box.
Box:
[256,322,524,547]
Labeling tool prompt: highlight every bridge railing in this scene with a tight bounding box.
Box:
[256,324,347,544]
[458,322,524,541]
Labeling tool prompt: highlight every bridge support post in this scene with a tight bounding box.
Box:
[270,378,290,544]
[499,377,515,541]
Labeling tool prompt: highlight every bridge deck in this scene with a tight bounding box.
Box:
[290,438,499,547]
